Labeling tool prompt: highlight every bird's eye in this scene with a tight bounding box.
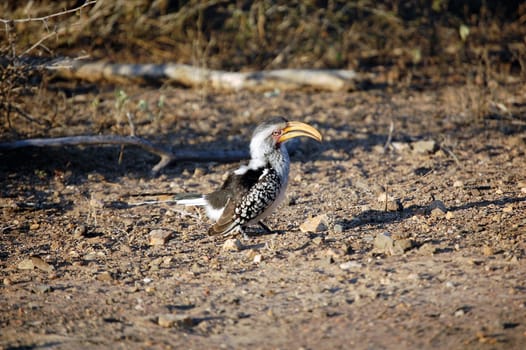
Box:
[272,130,281,137]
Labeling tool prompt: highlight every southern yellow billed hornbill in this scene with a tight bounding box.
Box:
[175,117,322,237]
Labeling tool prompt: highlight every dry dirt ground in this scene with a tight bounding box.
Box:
[1,83,526,349]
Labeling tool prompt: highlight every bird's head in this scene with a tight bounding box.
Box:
[250,117,322,161]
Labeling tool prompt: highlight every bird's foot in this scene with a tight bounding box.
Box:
[258,221,273,234]
[239,227,250,241]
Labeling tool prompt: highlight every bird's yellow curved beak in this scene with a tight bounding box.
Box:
[279,121,322,143]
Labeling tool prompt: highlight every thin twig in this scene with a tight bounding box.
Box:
[384,185,389,212]
[0,224,18,233]
[0,1,97,24]
[383,120,394,153]
[10,104,51,126]
[168,207,201,219]
[127,199,178,206]
[118,112,137,164]
[127,200,201,219]
[126,112,137,137]
[440,145,463,167]
[21,28,58,56]
[126,191,180,197]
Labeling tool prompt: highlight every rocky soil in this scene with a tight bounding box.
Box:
[1,83,526,349]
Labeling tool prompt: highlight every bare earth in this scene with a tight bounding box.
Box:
[1,83,525,349]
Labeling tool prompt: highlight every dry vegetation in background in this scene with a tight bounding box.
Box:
[0,1,525,142]
[1,1,525,72]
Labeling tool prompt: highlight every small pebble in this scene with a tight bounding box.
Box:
[89,197,105,208]
[18,257,54,272]
[454,309,465,317]
[312,236,324,245]
[391,142,410,152]
[17,259,35,270]
[418,243,437,255]
[158,314,178,328]
[74,225,87,238]
[483,246,494,256]
[149,229,173,246]
[300,214,328,233]
[339,261,362,270]
[193,167,205,177]
[34,284,52,293]
[158,314,194,328]
[222,238,243,251]
[245,249,259,260]
[97,271,113,281]
[31,256,54,272]
[502,205,513,213]
[374,232,394,252]
[393,239,414,254]
[376,193,403,211]
[412,139,437,154]
[453,180,464,187]
[83,252,99,261]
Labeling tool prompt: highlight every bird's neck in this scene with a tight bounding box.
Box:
[248,144,290,180]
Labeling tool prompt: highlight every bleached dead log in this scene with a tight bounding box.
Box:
[47,58,357,91]
[0,135,248,174]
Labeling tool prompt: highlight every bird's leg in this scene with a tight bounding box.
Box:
[223,226,250,241]
[239,226,250,241]
[258,220,273,234]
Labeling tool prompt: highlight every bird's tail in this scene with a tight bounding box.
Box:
[174,193,207,206]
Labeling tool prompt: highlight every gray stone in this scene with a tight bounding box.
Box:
[412,139,438,154]
[374,233,413,255]
[34,284,52,293]
[374,232,394,251]
[333,224,344,233]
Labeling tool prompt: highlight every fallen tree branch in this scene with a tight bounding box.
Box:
[0,135,249,174]
[45,58,358,91]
